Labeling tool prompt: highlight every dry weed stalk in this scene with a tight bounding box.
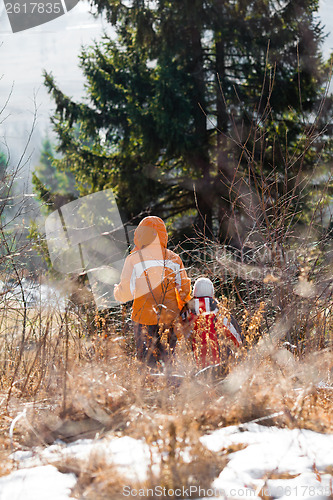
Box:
[0,59,332,496]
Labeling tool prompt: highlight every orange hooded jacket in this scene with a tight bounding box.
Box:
[114,216,191,325]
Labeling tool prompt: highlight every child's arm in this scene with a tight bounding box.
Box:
[176,257,191,303]
[114,255,134,303]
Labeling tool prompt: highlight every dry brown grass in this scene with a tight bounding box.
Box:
[0,297,331,498]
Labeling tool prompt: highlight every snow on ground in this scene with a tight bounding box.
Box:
[12,434,160,482]
[0,279,67,310]
[200,423,333,499]
[0,465,76,500]
[2,424,333,499]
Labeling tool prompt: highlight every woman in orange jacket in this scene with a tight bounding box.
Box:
[114,216,191,366]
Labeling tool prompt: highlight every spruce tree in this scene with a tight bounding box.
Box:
[32,137,77,212]
[43,0,331,243]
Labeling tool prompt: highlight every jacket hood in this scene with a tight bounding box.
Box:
[193,277,214,298]
[133,216,168,250]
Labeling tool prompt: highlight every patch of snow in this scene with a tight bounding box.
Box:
[200,423,333,499]
[0,279,67,310]
[317,381,333,390]
[9,424,333,499]
[267,473,333,500]
[0,465,76,500]
[13,435,159,483]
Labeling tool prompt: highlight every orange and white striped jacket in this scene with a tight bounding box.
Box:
[114,216,191,325]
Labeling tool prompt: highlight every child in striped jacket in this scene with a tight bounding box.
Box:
[181,277,243,369]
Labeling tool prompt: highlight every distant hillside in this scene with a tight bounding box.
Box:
[0,2,110,187]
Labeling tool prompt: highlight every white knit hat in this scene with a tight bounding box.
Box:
[193,277,214,298]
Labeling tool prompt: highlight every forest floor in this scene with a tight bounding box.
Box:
[0,316,332,500]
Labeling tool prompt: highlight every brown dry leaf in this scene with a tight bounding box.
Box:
[222,443,248,455]
[268,472,301,480]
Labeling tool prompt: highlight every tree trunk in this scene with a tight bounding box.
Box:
[215,37,238,244]
[189,20,213,236]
